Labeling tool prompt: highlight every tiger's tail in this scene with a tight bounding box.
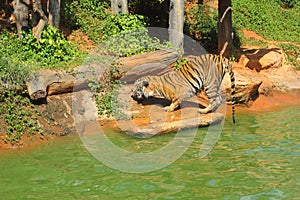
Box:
[229,64,236,124]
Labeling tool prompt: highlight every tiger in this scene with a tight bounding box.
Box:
[131,54,236,123]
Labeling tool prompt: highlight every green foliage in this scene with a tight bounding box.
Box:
[21,26,79,65]
[103,14,147,38]
[0,57,42,144]
[0,30,79,144]
[184,4,218,52]
[0,58,30,88]
[62,0,110,28]
[174,58,188,71]
[0,29,82,72]
[62,0,148,43]
[279,43,300,69]
[100,28,172,57]
[233,0,300,44]
[88,65,130,120]
[94,81,130,120]
[63,0,110,43]
[0,89,43,144]
[233,0,299,69]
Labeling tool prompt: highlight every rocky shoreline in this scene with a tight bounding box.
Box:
[1,46,300,150]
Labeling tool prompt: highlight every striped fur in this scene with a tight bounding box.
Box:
[132,54,236,123]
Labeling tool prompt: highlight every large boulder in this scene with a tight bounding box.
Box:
[237,45,300,93]
[223,63,262,106]
[238,45,283,71]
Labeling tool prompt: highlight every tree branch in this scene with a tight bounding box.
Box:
[219,6,232,23]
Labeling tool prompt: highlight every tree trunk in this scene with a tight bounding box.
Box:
[218,0,232,58]
[26,49,178,100]
[111,0,128,14]
[48,0,60,28]
[12,0,30,38]
[169,0,185,55]
[32,0,48,40]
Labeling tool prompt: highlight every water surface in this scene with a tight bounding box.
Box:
[0,106,299,199]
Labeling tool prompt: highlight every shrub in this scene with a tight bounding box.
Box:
[99,28,172,57]
[21,25,79,65]
[103,14,147,38]
[62,0,148,43]
[184,4,218,52]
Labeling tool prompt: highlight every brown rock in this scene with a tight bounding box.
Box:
[223,63,262,106]
[259,64,300,93]
[103,84,225,137]
[238,45,283,71]
[117,113,224,138]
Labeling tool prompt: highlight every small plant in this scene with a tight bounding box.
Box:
[63,0,110,43]
[279,43,300,69]
[0,89,43,144]
[88,65,130,120]
[174,58,188,71]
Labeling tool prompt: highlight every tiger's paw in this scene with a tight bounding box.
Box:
[198,108,210,114]
[164,106,175,112]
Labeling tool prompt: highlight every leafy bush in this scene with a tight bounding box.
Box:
[62,0,148,43]
[63,0,110,43]
[0,30,76,144]
[103,14,147,38]
[88,64,130,120]
[0,32,30,87]
[61,0,110,28]
[184,4,218,52]
[99,28,172,57]
[0,58,29,89]
[21,26,79,65]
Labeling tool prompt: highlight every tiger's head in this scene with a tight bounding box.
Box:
[131,76,155,102]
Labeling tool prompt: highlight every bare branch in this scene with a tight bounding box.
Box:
[219,42,228,56]
[219,6,232,23]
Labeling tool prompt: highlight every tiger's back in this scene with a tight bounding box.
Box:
[180,54,236,123]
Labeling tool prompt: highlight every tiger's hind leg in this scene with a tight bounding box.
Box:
[198,95,223,114]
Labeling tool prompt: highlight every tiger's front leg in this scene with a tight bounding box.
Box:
[198,95,223,114]
[164,98,180,112]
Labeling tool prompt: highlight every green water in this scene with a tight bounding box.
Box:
[0,106,299,199]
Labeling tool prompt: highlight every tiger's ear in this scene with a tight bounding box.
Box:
[142,80,149,87]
